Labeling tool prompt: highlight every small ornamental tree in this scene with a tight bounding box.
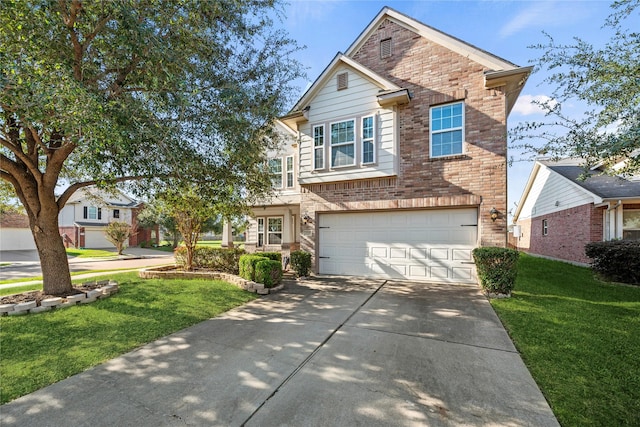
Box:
[104,221,133,255]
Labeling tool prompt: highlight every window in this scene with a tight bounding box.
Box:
[542,219,548,236]
[380,38,392,58]
[113,209,120,219]
[84,206,101,220]
[286,156,294,188]
[623,210,640,240]
[269,158,283,188]
[313,125,325,170]
[430,102,464,158]
[330,119,355,167]
[257,218,264,247]
[337,72,348,91]
[362,116,375,164]
[267,217,282,245]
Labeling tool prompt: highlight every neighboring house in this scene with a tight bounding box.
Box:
[58,186,156,249]
[0,211,37,251]
[512,158,640,264]
[246,7,531,282]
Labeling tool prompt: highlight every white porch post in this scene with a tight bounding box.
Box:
[282,209,293,246]
[221,219,233,248]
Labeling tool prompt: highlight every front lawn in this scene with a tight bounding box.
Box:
[491,254,640,427]
[0,272,258,404]
[65,248,118,258]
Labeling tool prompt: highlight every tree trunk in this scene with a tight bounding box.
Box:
[31,212,74,296]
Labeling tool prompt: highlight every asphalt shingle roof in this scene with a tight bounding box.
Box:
[543,161,640,199]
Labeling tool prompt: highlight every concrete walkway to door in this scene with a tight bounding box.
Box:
[0,277,559,427]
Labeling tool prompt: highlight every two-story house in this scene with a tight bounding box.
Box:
[246,7,531,282]
[58,186,156,249]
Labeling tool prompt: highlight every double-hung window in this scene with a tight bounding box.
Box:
[430,102,464,158]
[623,210,640,240]
[269,158,283,189]
[330,119,355,167]
[361,116,375,164]
[313,125,325,169]
[286,156,294,188]
[267,217,282,245]
[257,218,265,247]
[542,219,548,236]
[84,206,101,220]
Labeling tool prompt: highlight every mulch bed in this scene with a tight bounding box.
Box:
[0,283,103,306]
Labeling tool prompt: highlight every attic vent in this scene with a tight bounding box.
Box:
[380,38,392,59]
[337,72,348,91]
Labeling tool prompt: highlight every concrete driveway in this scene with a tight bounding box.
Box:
[0,277,558,426]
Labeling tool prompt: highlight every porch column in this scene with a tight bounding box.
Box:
[221,219,233,248]
[282,209,293,247]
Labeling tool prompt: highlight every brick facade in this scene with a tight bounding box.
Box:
[300,20,510,262]
[516,203,604,264]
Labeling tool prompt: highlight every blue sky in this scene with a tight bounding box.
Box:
[276,0,633,221]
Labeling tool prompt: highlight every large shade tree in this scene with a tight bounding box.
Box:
[510,0,639,174]
[0,0,303,295]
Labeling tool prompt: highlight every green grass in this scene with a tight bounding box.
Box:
[0,272,259,404]
[490,254,640,427]
[0,283,43,296]
[66,248,118,258]
[0,269,139,286]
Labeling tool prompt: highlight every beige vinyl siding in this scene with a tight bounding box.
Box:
[519,166,597,219]
[299,66,397,183]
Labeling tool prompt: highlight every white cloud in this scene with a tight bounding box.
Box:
[512,94,557,116]
[499,1,590,38]
[499,2,553,38]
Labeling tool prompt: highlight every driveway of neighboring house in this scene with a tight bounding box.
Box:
[0,277,558,426]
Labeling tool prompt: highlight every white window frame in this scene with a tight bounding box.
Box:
[88,206,98,220]
[269,157,283,189]
[542,219,548,236]
[623,209,640,240]
[430,101,465,158]
[330,118,356,168]
[257,218,265,247]
[286,155,294,188]
[361,115,375,165]
[267,217,283,245]
[313,124,325,170]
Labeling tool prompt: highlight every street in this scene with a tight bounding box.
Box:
[0,248,175,283]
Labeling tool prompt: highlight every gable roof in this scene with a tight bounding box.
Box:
[543,160,640,200]
[65,186,139,208]
[513,159,640,221]
[285,53,406,115]
[283,6,531,124]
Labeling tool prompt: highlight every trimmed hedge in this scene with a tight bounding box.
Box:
[585,240,640,285]
[472,247,519,294]
[175,246,245,274]
[239,255,269,281]
[255,259,283,288]
[257,252,282,263]
[290,250,312,277]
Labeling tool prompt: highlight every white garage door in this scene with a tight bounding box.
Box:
[84,229,113,249]
[318,209,478,283]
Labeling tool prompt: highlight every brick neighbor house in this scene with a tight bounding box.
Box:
[244,7,531,282]
[58,186,158,249]
[512,158,640,264]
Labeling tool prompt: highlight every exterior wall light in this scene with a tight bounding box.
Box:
[490,207,499,222]
[302,214,313,225]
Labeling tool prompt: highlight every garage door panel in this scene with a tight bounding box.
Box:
[319,209,477,283]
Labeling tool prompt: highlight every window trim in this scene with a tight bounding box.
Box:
[622,209,640,240]
[429,101,465,159]
[313,124,325,170]
[113,209,120,219]
[257,218,265,247]
[267,217,283,245]
[285,155,295,188]
[361,115,375,165]
[269,157,283,189]
[542,219,548,236]
[330,118,356,168]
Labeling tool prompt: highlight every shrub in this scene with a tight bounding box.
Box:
[258,252,282,263]
[175,247,246,274]
[290,250,312,277]
[585,240,640,285]
[255,259,283,288]
[472,247,519,295]
[238,254,269,281]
